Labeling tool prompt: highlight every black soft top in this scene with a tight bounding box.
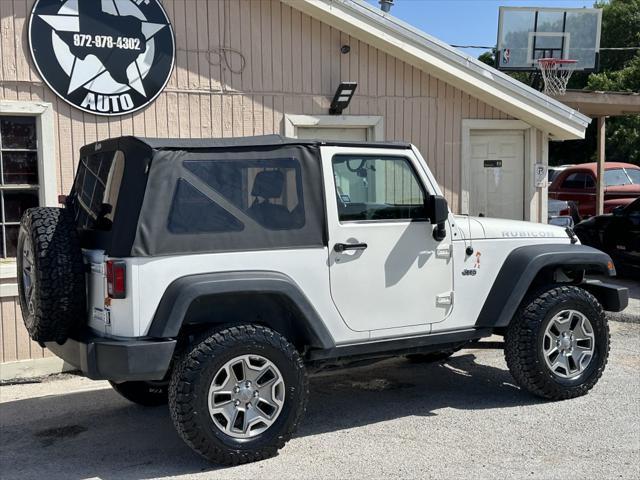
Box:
[73,135,413,257]
[79,135,416,257]
[80,135,411,156]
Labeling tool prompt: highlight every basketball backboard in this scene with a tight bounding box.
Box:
[496,7,602,71]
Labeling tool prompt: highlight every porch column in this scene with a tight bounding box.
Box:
[595,116,606,216]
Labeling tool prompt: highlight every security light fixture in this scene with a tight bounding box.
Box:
[329,82,357,115]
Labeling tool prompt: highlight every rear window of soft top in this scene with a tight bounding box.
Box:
[69,150,125,231]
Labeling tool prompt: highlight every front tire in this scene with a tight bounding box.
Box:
[505,286,609,400]
[168,325,308,465]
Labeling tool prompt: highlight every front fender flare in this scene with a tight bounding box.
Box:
[475,244,615,328]
[147,271,335,349]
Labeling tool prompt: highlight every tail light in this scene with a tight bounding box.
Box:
[106,260,126,299]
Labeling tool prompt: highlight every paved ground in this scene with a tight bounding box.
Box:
[1,321,638,480]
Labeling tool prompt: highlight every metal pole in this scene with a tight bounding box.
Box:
[596,116,606,216]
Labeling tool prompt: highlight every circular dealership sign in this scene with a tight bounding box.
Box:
[29,0,175,116]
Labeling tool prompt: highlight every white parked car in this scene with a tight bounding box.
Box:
[17,136,628,465]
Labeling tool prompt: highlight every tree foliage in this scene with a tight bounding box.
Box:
[596,0,640,74]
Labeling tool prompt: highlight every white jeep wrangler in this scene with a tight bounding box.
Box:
[17,136,628,465]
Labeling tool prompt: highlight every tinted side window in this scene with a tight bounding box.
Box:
[168,179,243,233]
[585,174,596,188]
[184,158,305,231]
[332,155,426,222]
[562,172,589,189]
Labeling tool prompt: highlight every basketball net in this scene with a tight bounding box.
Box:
[537,58,578,96]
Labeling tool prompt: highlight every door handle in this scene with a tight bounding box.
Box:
[334,242,368,253]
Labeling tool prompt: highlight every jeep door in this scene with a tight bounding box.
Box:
[321,146,454,333]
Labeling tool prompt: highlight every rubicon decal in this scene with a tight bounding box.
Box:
[29,0,175,116]
[502,231,557,238]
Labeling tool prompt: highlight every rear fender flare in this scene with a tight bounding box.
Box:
[147,271,335,349]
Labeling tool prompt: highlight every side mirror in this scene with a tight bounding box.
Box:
[549,216,574,228]
[427,195,449,241]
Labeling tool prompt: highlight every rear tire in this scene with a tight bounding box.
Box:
[17,207,86,344]
[110,381,168,406]
[505,286,609,400]
[168,325,308,465]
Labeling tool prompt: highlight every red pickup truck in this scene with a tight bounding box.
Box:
[549,162,640,218]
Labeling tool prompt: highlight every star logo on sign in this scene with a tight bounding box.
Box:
[37,0,168,97]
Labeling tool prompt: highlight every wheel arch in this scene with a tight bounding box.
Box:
[475,244,617,329]
[147,271,335,351]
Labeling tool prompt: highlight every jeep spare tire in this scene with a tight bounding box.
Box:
[17,207,86,344]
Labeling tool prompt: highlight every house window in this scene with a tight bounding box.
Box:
[0,116,39,258]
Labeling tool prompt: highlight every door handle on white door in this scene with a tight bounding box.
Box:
[334,242,368,253]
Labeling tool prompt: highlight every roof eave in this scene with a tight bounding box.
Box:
[282,0,590,140]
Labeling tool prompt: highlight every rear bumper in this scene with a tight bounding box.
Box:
[46,331,176,382]
[582,279,629,312]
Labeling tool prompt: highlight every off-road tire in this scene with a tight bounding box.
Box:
[406,347,461,363]
[110,381,169,406]
[17,207,86,344]
[505,285,609,400]
[168,325,308,465]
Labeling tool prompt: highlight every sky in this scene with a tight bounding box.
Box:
[365,0,594,56]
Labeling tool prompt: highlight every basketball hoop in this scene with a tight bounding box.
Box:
[537,58,578,96]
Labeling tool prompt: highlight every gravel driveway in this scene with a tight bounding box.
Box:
[1,321,638,480]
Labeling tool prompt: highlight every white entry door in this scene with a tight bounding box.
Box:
[469,131,525,220]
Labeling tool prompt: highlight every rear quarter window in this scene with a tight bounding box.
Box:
[169,158,306,233]
[132,143,326,256]
[168,179,244,233]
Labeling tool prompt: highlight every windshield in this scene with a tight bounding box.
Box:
[626,168,640,185]
[605,168,640,187]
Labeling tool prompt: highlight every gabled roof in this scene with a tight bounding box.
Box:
[282,0,591,140]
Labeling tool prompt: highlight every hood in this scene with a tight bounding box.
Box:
[453,215,569,241]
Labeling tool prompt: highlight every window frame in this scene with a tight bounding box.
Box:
[330,153,429,225]
[0,101,56,292]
